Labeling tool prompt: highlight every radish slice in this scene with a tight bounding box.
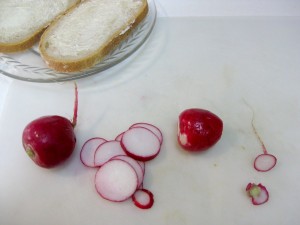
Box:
[254,153,277,172]
[95,159,138,202]
[132,189,154,209]
[80,138,106,167]
[112,155,144,187]
[121,127,161,161]
[137,160,145,175]
[130,123,163,144]
[94,141,126,167]
[246,183,269,205]
[115,132,124,142]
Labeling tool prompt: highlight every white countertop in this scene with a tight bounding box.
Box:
[1,1,300,225]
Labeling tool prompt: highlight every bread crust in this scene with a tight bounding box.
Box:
[39,0,149,73]
[0,1,81,53]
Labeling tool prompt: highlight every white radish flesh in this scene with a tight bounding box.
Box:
[254,154,277,172]
[80,137,106,167]
[130,123,163,144]
[115,132,124,141]
[95,159,138,202]
[112,155,144,187]
[121,127,161,161]
[132,189,154,209]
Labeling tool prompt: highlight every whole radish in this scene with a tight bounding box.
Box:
[22,84,78,168]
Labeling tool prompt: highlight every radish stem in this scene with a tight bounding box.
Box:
[72,82,78,128]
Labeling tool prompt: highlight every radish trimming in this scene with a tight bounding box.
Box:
[246,183,269,205]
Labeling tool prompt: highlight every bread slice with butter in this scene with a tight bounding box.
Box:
[39,0,148,73]
[0,0,81,53]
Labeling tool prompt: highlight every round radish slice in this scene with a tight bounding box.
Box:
[95,159,138,202]
[254,154,277,172]
[112,155,144,187]
[94,141,126,167]
[130,123,163,144]
[137,160,145,175]
[132,189,154,209]
[115,132,124,142]
[121,127,161,161]
[80,138,106,167]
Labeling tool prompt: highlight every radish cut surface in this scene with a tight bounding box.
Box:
[246,183,269,205]
[254,154,277,172]
[112,155,144,187]
[94,141,126,167]
[132,189,154,209]
[80,138,106,167]
[115,132,124,142]
[130,123,163,144]
[95,159,138,202]
[121,127,161,161]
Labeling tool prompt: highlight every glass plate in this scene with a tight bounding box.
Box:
[0,0,156,83]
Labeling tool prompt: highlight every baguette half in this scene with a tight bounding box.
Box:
[0,0,81,53]
[39,0,148,73]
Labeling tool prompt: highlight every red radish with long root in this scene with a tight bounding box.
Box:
[244,100,277,172]
[22,84,78,168]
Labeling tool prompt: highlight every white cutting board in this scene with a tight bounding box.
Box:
[1,17,300,225]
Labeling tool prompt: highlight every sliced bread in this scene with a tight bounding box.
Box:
[39,0,148,73]
[0,0,81,53]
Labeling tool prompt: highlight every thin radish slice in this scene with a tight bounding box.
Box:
[121,127,161,161]
[246,183,269,205]
[80,138,106,167]
[115,132,124,142]
[112,155,144,187]
[95,159,138,202]
[94,141,126,167]
[132,189,154,209]
[130,123,163,144]
[137,160,145,175]
[254,153,277,172]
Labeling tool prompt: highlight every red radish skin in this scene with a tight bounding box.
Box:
[94,141,126,167]
[80,138,106,168]
[132,189,154,209]
[246,183,269,205]
[130,123,163,144]
[178,108,223,152]
[22,84,78,168]
[121,127,161,161]
[95,159,138,202]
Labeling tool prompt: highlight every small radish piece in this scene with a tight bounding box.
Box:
[112,155,144,187]
[178,108,223,152]
[121,127,161,161]
[246,183,269,205]
[95,159,138,202]
[254,154,277,172]
[94,141,126,167]
[130,123,163,144]
[80,137,106,167]
[22,84,78,168]
[132,189,154,209]
[115,132,124,142]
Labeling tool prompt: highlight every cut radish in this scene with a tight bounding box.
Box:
[95,159,138,202]
[254,154,277,172]
[130,123,163,144]
[80,137,106,167]
[137,160,145,175]
[121,127,161,161]
[112,155,144,187]
[115,132,124,142]
[132,189,154,209]
[246,183,269,205]
[94,141,126,167]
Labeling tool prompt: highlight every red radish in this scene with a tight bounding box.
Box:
[95,159,138,202]
[80,137,106,167]
[177,108,223,152]
[94,141,126,167]
[115,132,124,141]
[246,183,269,205]
[22,84,78,168]
[132,189,154,209]
[121,127,161,161]
[130,123,163,144]
[112,155,144,187]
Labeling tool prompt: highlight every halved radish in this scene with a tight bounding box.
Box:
[246,183,269,205]
[80,137,106,167]
[112,155,144,187]
[130,123,163,144]
[115,132,124,142]
[94,141,126,167]
[254,154,277,172]
[121,127,161,161]
[95,159,138,202]
[132,189,154,209]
